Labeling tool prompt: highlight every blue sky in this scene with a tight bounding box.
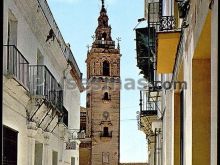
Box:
[47,0,148,163]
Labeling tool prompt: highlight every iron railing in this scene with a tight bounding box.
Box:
[159,16,176,31]
[4,45,29,89]
[94,40,115,46]
[139,90,161,117]
[93,40,115,49]
[29,65,63,111]
[100,131,113,138]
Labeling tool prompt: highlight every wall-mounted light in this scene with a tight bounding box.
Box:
[46,29,55,42]
[133,18,146,31]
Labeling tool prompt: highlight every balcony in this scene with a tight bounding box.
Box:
[139,87,161,136]
[135,27,156,83]
[92,40,115,49]
[29,65,63,112]
[68,129,86,140]
[157,16,181,73]
[4,45,29,89]
[139,88,161,118]
[148,0,181,74]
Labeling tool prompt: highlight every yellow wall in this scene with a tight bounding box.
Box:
[157,32,180,73]
[174,92,180,165]
[193,11,211,59]
[192,59,211,165]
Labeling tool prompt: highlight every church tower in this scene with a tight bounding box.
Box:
[85,1,121,164]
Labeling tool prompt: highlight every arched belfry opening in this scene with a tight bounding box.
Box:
[103,61,110,76]
[102,32,107,40]
[103,92,109,100]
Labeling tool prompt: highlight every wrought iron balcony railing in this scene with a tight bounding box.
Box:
[140,101,158,116]
[139,89,161,117]
[100,131,112,138]
[29,65,63,112]
[159,16,176,31]
[4,45,29,89]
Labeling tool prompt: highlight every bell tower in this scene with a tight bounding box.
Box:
[85,1,121,164]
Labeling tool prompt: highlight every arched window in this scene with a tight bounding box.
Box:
[103,92,109,100]
[102,33,107,40]
[103,61,110,76]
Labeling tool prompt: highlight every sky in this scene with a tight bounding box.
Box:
[47,0,148,163]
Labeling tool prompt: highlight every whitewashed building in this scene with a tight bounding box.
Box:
[3,0,84,165]
[137,0,218,165]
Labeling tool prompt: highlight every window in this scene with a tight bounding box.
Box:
[102,33,107,40]
[102,152,110,164]
[62,106,68,127]
[8,10,17,46]
[3,126,18,165]
[103,127,109,137]
[52,151,58,165]
[7,10,20,81]
[34,142,43,165]
[71,157,75,165]
[86,93,91,108]
[103,92,109,100]
[103,61,110,76]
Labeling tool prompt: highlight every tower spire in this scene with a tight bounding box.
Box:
[101,0,105,8]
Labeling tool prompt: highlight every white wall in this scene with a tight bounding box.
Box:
[3,0,81,165]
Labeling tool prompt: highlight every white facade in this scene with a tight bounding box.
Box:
[3,0,83,165]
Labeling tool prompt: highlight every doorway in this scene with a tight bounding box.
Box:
[3,126,18,165]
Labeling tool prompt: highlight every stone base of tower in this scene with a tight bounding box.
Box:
[91,136,119,165]
[79,139,92,165]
